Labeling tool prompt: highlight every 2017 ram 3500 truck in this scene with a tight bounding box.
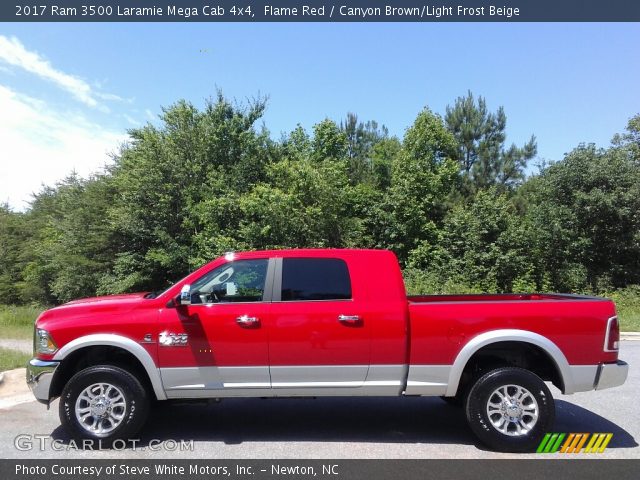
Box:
[27,249,628,452]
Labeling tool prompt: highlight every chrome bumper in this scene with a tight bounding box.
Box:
[26,358,59,405]
[595,360,629,390]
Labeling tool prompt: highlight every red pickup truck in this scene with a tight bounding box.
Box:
[27,249,628,452]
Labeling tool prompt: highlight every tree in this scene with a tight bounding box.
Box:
[0,205,28,304]
[417,189,530,292]
[522,142,640,290]
[18,173,117,303]
[445,91,537,191]
[311,119,348,162]
[340,113,390,185]
[612,113,640,160]
[102,94,273,294]
[383,108,459,262]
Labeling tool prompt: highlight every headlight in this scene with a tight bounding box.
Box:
[35,328,58,354]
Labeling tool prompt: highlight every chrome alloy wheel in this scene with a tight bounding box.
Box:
[486,384,539,436]
[75,383,127,437]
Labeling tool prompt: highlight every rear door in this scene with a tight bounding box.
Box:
[267,256,371,390]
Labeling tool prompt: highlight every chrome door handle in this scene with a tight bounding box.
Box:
[338,315,361,324]
[236,315,260,327]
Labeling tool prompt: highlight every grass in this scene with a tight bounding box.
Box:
[604,286,640,332]
[0,305,43,340]
[0,347,30,371]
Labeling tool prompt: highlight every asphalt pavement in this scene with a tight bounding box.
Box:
[0,341,637,459]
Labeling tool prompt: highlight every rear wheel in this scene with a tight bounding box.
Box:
[464,367,554,452]
[59,365,149,447]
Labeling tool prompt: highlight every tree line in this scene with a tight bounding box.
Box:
[1,91,639,305]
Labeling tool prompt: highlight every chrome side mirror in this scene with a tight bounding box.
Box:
[179,284,192,305]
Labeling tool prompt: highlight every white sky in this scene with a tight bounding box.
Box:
[0,35,125,210]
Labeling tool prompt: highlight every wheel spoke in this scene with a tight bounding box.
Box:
[485,383,540,437]
[487,407,502,416]
[75,382,127,437]
[109,411,124,422]
[496,417,508,433]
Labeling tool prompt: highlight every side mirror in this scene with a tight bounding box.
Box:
[179,284,192,306]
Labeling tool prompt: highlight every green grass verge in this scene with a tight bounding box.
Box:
[0,305,44,340]
[604,287,640,332]
[0,347,30,371]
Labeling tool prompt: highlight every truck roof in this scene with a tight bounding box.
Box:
[229,248,395,260]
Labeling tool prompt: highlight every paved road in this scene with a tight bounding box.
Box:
[0,341,637,459]
[0,339,31,354]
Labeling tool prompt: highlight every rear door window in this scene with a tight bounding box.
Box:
[281,258,352,301]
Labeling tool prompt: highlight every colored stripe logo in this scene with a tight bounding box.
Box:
[537,433,613,453]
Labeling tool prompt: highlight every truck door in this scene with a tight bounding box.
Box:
[157,258,274,397]
[267,257,371,391]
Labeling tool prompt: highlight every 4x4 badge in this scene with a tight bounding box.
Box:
[159,331,188,346]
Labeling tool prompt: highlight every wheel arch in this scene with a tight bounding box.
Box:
[445,329,574,397]
[51,334,166,401]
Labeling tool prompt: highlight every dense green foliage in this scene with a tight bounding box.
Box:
[0,92,638,307]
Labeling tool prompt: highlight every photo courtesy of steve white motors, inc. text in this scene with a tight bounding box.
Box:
[14,462,339,477]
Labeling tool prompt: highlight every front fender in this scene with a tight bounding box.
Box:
[52,333,166,400]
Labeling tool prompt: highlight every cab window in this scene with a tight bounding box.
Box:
[281,258,352,301]
[190,259,268,304]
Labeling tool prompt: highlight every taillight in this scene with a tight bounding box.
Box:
[604,316,620,352]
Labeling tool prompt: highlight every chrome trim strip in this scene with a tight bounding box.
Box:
[446,329,572,396]
[160,364,406,397]
[160,366,271,390]
[603,316,619,352]
[53,334,167,400]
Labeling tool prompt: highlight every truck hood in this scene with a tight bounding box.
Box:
[64,292,150,306]
[36,292,150,330]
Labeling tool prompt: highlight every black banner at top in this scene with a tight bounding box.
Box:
[2,0,640,22]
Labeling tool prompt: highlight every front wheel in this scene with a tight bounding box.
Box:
[464,367,555,452]
[59,365,149,447]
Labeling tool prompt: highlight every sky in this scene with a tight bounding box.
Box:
[0,22,638,210]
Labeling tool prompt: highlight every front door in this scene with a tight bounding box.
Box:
[157,258,273,397]
[267,257,371,391]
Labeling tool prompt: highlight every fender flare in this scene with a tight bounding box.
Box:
[53,333,167,400]
[445,329,574,396]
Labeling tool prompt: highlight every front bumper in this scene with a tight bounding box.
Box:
[26,358,59,405]
[595,360,629,390]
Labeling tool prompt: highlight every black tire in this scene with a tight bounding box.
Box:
[464,367,555,452]
[59,365,149,448]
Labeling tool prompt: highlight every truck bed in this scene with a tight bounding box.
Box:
[406,292,617,367]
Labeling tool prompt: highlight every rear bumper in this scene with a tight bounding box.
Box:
[26,358,59,405]
[595,360,629,390]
